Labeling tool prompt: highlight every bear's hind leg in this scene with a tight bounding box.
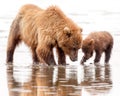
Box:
[105,44,113,64]
[56,46,66,65]
[6,37,21,63]
[6,15,21,63]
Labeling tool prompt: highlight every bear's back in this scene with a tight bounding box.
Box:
[88,31,113,49]
[19,4,44,15]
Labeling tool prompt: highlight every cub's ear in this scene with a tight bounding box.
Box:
[89,39,94,45]
[64,27,71,37]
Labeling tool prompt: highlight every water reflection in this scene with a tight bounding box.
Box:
[81,64,112,95]
[6,64,112,96]
[55,66,82,96]
[7,65,33,96]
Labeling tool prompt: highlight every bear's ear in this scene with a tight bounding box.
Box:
[89,39,94,45]
[64,27,71,37]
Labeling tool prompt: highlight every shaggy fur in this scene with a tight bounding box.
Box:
[81,31,113,65]
[6,4,82,65]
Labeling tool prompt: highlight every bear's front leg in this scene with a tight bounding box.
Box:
[56,46,66,65]
[80,56,87,65]
[31,48,39,64]
[36,46,56,65]
[94,51,102,64]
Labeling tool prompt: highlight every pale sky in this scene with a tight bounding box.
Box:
[0,0,120,16]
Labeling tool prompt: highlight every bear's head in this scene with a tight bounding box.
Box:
[81,39,94,64]
[58,26,82,61]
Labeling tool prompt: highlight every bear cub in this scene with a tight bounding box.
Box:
[81,31,113,65]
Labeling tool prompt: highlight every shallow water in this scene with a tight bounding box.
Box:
[5,64,112,96]
[0,2,120,96]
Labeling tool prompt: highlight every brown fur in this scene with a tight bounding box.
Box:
[6,4,82,65]
[81,31,113,65]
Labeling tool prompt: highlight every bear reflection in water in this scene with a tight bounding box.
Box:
[81,63,112,95]
[6,65,82,96]
[6,63,112,96]
[81,63,112,85]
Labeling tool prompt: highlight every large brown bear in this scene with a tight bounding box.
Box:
[6,4,82,65]
[81,31,113,65]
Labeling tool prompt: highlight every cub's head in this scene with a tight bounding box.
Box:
[81,39,94,64]
[58,26,82,61]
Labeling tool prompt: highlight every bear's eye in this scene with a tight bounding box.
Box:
[63,44,67,47]
[83,48,88,53]
[66,32,71,37]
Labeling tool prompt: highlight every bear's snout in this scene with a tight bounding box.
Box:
[70,55,78,61]
[69,50,78,61]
